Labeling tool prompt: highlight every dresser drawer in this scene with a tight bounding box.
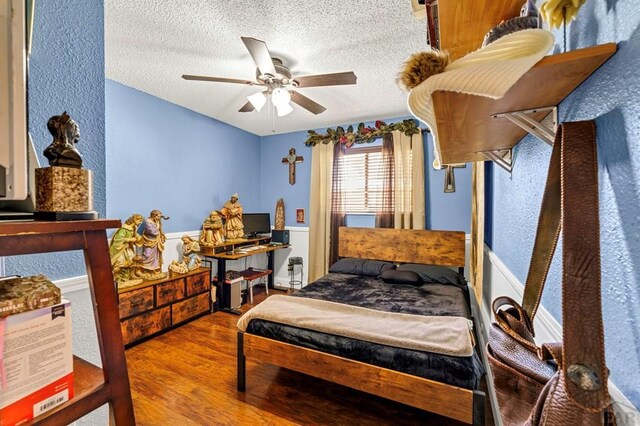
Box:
[172,293,210,324]
[186,271,210,296]
[156,279,185,306]
[121,307,171,345]
[119,286,154,318]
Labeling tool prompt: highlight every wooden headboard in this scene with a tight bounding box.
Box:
[338,227,466,267]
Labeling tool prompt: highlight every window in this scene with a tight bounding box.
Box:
[336,145,399,213]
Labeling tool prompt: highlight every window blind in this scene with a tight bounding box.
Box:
[336,146,405,213]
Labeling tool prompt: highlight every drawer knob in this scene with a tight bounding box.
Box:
[130,298,145,307]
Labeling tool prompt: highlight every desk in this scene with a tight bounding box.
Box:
[199,238,289,314]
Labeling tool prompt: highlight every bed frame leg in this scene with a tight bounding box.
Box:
[472,390,485,425]
[237,332,246,392]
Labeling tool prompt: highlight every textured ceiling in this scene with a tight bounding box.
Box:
[105,0,427,136]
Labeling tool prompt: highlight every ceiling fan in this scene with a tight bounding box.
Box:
[182,37,357,117]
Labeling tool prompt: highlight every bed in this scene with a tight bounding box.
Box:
[236,227,486,425]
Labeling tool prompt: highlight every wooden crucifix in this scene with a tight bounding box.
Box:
[282,148,304,185]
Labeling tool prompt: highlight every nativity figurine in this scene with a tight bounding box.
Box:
[221,193,244,239]
[200,210,225,247]
[109,213,144,286]
[138,209,169,280]
[169,235,202,275]
[43,111,83,168]
[181,235,201,270]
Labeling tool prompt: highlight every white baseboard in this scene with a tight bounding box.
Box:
[55,275,90,294]
[483,244,639,420]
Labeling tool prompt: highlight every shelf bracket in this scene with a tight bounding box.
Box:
[481,149,514,173]
[492,106,558,146]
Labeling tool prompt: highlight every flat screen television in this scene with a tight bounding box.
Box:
[242,213,271,238]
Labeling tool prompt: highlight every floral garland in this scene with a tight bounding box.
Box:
[304,119,421,148]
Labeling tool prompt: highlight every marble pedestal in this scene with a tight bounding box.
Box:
[35,166,97,220]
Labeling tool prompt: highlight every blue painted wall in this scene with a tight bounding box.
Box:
[105,80,261,232]
[5,0,105,280]
[258,116,472,232]
[424,131,472,232]
[487,1,640,407]
[259,130,313,226]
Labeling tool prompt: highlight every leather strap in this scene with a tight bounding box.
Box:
[560,121,609,410]
[492,296,537,351]
[521,131,562,325]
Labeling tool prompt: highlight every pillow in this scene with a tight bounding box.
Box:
[379,269,423,285]
[397,264,466,287]
[328,258,395,277]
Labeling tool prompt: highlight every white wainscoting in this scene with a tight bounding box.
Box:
[58,229,309,293]
[482,244,639,420]
[169,228,310,291]
[271,226,309,290]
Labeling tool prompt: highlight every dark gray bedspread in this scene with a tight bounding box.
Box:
[245,273,485,389]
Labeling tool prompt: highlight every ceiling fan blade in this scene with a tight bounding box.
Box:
[290,91,327,115]
[182,74,254,85]
[241,37,277,77]
[238,101,255,112]
[293,71,357,88]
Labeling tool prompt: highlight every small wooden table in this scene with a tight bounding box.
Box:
[238,267,273,304]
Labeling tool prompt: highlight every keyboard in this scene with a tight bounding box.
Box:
[241,245,266,252]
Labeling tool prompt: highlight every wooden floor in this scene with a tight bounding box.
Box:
[125,288,492,425]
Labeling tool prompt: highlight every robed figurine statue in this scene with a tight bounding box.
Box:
[109,213,144,286]
[221,193,244,239]
[138,210,169,280]
[200,210,225,247]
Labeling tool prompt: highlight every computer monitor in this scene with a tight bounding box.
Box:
[242,213,271,238]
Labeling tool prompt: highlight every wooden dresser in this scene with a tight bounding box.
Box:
[118,267,211,347]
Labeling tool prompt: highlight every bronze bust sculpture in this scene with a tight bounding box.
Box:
[43,111,83,168]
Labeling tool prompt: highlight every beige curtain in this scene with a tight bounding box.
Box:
[392,130,425,229]
[308,143,334,282]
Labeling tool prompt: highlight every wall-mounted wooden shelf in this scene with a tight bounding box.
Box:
[431,43,617,165]
[438,0,524,60]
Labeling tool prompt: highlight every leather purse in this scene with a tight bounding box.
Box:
[486,121,616,425]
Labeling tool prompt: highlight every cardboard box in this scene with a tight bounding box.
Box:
[0,301,74,426]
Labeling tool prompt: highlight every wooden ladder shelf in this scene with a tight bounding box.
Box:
[0,220,135,425]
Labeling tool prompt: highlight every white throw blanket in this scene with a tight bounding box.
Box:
[237,295,475,357]
[408,29,555,169]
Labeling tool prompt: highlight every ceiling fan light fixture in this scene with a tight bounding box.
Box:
[276,102,294,117]
[247,91,267,111]
[271,87,291,107]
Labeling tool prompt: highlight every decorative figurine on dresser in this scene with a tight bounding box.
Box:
[169,235,202,274]
[35,112,98,220]
[109,213,144,288]
[138,210,169,280]
[275,198,285,230]
[200,210,225,246]
[221,193,244,239]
